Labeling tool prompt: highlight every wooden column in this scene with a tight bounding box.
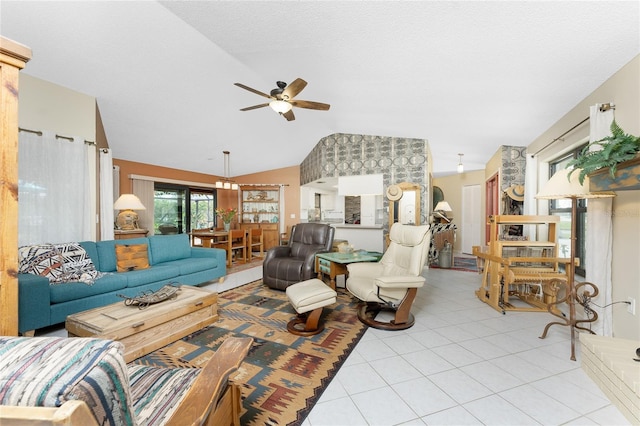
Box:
[0,37,31,336]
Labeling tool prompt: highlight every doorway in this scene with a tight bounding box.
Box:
[461,184,481,254]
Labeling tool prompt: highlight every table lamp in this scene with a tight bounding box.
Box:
[434,201,452,223]
[114,194,146,230]
[536,168,614,360]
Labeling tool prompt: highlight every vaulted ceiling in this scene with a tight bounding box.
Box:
[2,1,638,177]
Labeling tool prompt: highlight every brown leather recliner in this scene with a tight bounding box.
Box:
[263,223,335,290]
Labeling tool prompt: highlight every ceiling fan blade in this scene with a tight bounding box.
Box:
[290,100,330,111]
[282,110,295,121]
[282,78,307,100]
[240,103,269,111]
[234,83,272,99]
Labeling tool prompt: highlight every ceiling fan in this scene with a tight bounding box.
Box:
[234,78,330,121]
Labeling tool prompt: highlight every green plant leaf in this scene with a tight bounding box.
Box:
[565,120,639,184]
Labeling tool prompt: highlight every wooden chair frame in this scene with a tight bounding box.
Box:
[246,228,264,261]
[0,337,252,426]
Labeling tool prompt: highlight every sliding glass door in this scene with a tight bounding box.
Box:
[154,185,216,234]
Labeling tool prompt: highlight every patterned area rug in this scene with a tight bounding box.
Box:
[430,256,479,272]
[132,280,368,425]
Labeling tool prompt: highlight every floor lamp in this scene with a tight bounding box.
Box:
[535,168,615,360]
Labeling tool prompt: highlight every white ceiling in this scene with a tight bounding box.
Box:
[2,1,639,178]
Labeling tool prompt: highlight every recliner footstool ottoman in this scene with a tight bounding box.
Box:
[285,278,337,336]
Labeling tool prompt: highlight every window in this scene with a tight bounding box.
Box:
[548,146,587,277]
[154,184,217,234]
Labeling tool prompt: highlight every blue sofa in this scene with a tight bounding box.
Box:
[18,234,226,334]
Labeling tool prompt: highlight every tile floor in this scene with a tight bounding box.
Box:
[40,265,631,425]
[300,267,631,426]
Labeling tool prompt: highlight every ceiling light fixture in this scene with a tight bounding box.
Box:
[269,100,293,114]
[215,150,238,190]
[457,153,464,174]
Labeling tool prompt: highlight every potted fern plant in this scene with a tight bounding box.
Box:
[567,120,640,185]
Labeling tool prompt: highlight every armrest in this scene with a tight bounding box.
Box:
[18,274,51,333]
[264,245,291,262]
[190,247,227,265]
[375,275,425,289]
[0,400,99,426]
[166,337,253,426]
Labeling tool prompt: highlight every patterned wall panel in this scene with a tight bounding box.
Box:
[500,145,527,190]
[301,133,431,227]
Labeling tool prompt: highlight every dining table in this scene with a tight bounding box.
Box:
[190,230,229,248]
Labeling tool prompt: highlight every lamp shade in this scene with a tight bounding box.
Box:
[114,194,146,210]
[434,201,452,212]
[536,169,615,200]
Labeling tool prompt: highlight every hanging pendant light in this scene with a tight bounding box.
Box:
[457,153,464,174]
[215,150,239,190]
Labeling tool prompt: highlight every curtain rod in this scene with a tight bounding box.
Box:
[19,127,95,145]
[531,103,616,158]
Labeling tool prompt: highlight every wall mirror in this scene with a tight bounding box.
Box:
[387,182,421,226]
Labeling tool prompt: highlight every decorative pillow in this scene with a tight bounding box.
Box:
[18,244,66,283]
[54,242,104,285]
[115,244,150,272]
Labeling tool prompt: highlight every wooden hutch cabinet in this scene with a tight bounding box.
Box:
[239,186,281,250]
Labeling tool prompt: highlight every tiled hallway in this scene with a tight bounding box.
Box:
[302,267,631,426]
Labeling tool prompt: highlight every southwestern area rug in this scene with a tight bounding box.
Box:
[133,280,368,426]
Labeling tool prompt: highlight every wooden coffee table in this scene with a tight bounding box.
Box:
[66,285,218,362]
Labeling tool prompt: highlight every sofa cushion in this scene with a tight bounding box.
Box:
[128,364,199,426]
[148,234,191,265]
[116,243,150,272]
[159,257,217,276]
[55,242,104,285]
[18,243,65,283]
[80,241,100,270]
[122,264,179,288]
[49,273,128,304]
[97,238,150,272]
[0,336,135,426]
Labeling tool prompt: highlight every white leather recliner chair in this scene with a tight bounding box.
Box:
[346,223,431,330]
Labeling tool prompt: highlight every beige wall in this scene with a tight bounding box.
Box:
[19,74,96,141]
[528,55,640,340]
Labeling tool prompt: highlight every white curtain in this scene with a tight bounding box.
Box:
[99,149,115,240]
[523,154,538,240]
[586,104,614,336]
[132,179,155,235]
[18,131,92,245]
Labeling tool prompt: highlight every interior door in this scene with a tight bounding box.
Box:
[485,173,499,244]
[461,184,481,254]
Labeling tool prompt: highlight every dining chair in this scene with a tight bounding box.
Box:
[227,229,247,266]
[246,228,264,261]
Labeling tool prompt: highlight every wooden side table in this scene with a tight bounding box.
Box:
[114,229,148,240]
[315,251,381,290]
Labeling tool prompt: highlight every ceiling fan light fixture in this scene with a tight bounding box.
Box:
[269,100,293,113]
